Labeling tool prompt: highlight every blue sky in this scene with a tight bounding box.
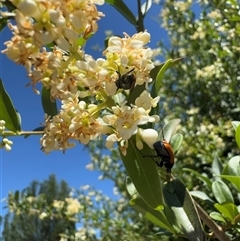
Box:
[0,1,167,219]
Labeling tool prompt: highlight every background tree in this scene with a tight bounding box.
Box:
[2,175,76,241]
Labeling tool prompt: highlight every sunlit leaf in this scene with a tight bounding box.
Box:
[183,168,212,189]
[235,124,240,148]
[231,121,240,131]
[130,196,176,233]
[0,79,21,132]
[211,154,223,179]
[141,0,152,16]
[227,156,240,176]
[190,191,214,203]
[171,133,183,153]
[209,212,227,224]
[214,203,239,223]
[159,119,181,143]
[220,175,240,192]
[152,58,184,97]
[163,179,206,241]
[120,137,164,210]
[212,180,234,204]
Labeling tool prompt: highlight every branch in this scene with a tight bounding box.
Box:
[194,201,231,241]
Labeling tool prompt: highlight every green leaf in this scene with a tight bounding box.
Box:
[154,59,172,96]
[183,168,212,189]
[152,58,184,97]
[141,0,152,16]
[160,119,181,143]
[0,18,8,32]
[209,212,227,224]
[212,180,234,204]
[231,121,240,130]
[236,124,240,148]
[230,16,240,21]
[220,175,240,192]
[214,203,239,224]
[76,36,86,47]
[211,154,223,178]
[163,179,206,241]
[190,191,214,203]
[170,133,183,153]
[120,137,164,210]
[0,79,21,132]
[127,83,145,106]
[130,196,176,234]
[41,87,58,117]
[227,156,240,176]
[105,0,137,26]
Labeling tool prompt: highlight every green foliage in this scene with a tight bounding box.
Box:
[2,175,76,241]
[41,86,58,117]
[186,144,240,239]
[0,80,21,132]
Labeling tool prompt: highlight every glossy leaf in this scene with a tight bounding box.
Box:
[220,175,240,192]
[211,154,223,179]
[231,121,240,131]
[0,79,21,132]
[227,156,240,176]
[159,119,181,143]
[152,58,184,97]
[214,203,239,223]
[236,124,240,148]
[105,0,137,26]
[171,133,183,153]
[190,191,214,203]
[154,59,172,97]
[149,58,184,83]
[209,212,227,224]
[163,179,206,241]
[212,180,234,204]
[130,196,176,233]
[120,137,164,209]
[141,0,152,16]
[41,87,58,117]
[183,168,212,189]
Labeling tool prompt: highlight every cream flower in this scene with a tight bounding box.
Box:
[103,103,159,153]
[103,31,154,87]
[135,90,160,111]
[65,198,81,216]
[40,95,104,153]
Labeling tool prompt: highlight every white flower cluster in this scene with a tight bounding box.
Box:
[2,1,161,155]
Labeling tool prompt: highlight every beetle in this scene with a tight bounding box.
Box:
[115,68,136,90]
[142,128,175,173]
